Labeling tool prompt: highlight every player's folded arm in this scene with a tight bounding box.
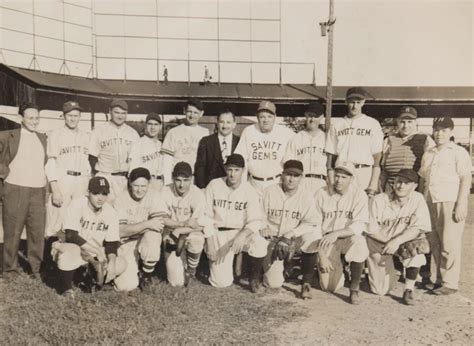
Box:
[104,241,120,256]
[65,229,87,246]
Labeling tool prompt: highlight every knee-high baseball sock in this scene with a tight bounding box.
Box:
[142,260,157,275]
[349,261,364,291]
[247,255,263,282]
[186,250,202,275]
[301,253,317,284]
[405,267,420,291]
[58,269,75,294]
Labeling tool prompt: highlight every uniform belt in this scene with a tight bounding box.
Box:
[354,164,371,168]
[151,175,162,180]
[218,227,236,232]
[304,174,326,179]
[251,174,281,182]
[111,171,128,177]
[66,170,81,176]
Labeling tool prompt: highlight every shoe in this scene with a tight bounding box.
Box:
[61,289,75,299]
[403,289,415,305]
[249,279,263,293]
[423,282,442,291]
[184,271,197,287]
[301,283,312,300]
[432,286,457,295]
[139,274,153,291]
[349,290,361,305]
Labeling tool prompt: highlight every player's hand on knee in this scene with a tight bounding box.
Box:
[317,253,333,273]
[147,218,164,232]
[382,238,401,255]
[230,232,248,254]
[259,227,273,239]
[186,217,201,230]
[52,189,64,207]
[319,233,337,250]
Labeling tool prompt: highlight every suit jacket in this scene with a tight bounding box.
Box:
[194,133,239,188]
[0,128,48,180]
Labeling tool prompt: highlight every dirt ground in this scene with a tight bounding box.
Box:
[269,196,474,345]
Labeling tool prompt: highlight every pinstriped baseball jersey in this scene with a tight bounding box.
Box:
[205,177,262,233]
[89,122,139,173]
[283,129,327,175]
[262,183,321,239]
[157,184,206,223]
[128,135,163,177]
[367,191,431,243]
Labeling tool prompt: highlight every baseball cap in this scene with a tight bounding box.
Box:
[63,101,82,114]
[398,106,417,119]
[110,98,128,111]
[334,160,355,176]
[257,100,276,115]
[395,169,419,184]
[225,154,245,168]
[145,112,161,124]
[88,176,110,195]
[19,102,39,116]
[129,167,151,182]
[305,102,325,116]
[346,87,369,100]
[187,98,204,111]
[432,117,454,129]
[172,162,193,178]
[283,160,304,175]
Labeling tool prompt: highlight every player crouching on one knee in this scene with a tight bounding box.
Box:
[259,160,321,299]
[203,154,268,291]
[315,161,370,305]
[365,169,431,305]
[51,177,127,297]
[113,168,165,291]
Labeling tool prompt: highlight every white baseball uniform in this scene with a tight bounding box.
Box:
[203,178,268,288]
[314,184,370,292]
[261,183,322,287]
[365,191,431,295]
[45,126,91,237]
[128,135,164,191]
[89,121,139,201]
[156,184,206,287]
[283,128,327,194]
[325,115,383,189]
[112,189,163,291]
[234,124,294,195]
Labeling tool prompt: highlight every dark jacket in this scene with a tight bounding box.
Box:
[194,133,239,189]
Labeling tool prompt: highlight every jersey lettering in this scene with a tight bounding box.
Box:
[267,208,302,220]
[141,150,160,163]
[323,210,353,220]
[80,217,109,232]
[337,128,372,137]
[296,146,325,156]
[213,199,248,210]
[99,137,133,149]
[380,214,413,227]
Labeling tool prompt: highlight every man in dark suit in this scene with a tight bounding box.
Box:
[0,102,48,279]
[194,108,239,188]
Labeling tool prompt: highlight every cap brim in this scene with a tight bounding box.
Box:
[398,113,416,119]
[89,188,110,194]
[346,93,366,100]
[283,168,303,175]
[257,108,275,115]
[64,106,83,113]
[334,167,353,176]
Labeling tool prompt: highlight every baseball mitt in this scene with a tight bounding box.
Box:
[88,258,107,287]
[397,237,430,260]
[274,237,296,262]
[175,234,188,257]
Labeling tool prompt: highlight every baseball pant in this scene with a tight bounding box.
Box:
[301,177,327,195]
[206,229,268,288]
[165,232,205,287]
[427,197,465,290]
[114,231,162,291]
[318,234,369,292]
[353,166,372,190]
[263,232,320,288]
[2,183,46,274]
[96,172,128,203]
[45,174,89,237]
[366,237,426,296]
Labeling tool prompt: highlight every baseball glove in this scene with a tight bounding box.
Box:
[274,237,296,262]
[397,237,430,260]
[175,234,188,257]
[88,257,107,288]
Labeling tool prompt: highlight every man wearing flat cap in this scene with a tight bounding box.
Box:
[1,102,47,279]
[88,99,139,202]
[129,113,165,192]
[284,101,327,195]
[234,100,295,195]
[161,98,209,185]
[325,87,384,197]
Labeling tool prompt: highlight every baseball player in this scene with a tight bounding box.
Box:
[128,112,164,192]
[45,101,90,238]
[234,100,294,195]
[51,177,126,298]
[366,169,431,305]
[113,168,164,291]
[314,161,370,304]
[283,101,327,195]
[161,98,209,184]
[157,162,206,287]
[260,160,321,299]
[203,154,268,291]
[88,99,139,202]
[419,117,472,295]
[325,87,383,196]
[380,106,434,191]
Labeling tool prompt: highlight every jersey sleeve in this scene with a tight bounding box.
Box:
[418,151,431,179]
[104,208,120,242]
[282,136,297,163]
[455,146,473,177]
[234,127,249,162]
[113,194,129,225]
[347,190,369,235]
[380,137,390,168]
[244,187,263,233]
[160,128,176,157]
[371,120,384,155]
[406,194,432,234]
[127,140,141,172]
[46,130,59,158]
[190,189,206,219]
[325,124,337,155]
[63,198,83,232]
[367,195,383,235]
[291,195,321,239]
[88,128,101,157]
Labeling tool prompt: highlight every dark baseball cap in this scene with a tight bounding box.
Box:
[395,169,419,184]
[432,117,454,129]
[398,106,417,119]
[305,102,324,116]
[283,160,304,175]
[19,102,39,116]
[88,176,110,194]
[172,162,193,178]
[257,100,276,115]
[186,98,204,111]
[225,154,245,168]
[145,112,161,124]
[63,101,82,114]
[346,87,369,100]
[129,167,151,182]
[110,98,128,111]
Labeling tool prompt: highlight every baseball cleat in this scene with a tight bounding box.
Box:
[349,290,361,305]
[402,289,415,305]
[249,279,263,294]
[301,283,312,300]
[432,286,457,296]
[139,274,153,291]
